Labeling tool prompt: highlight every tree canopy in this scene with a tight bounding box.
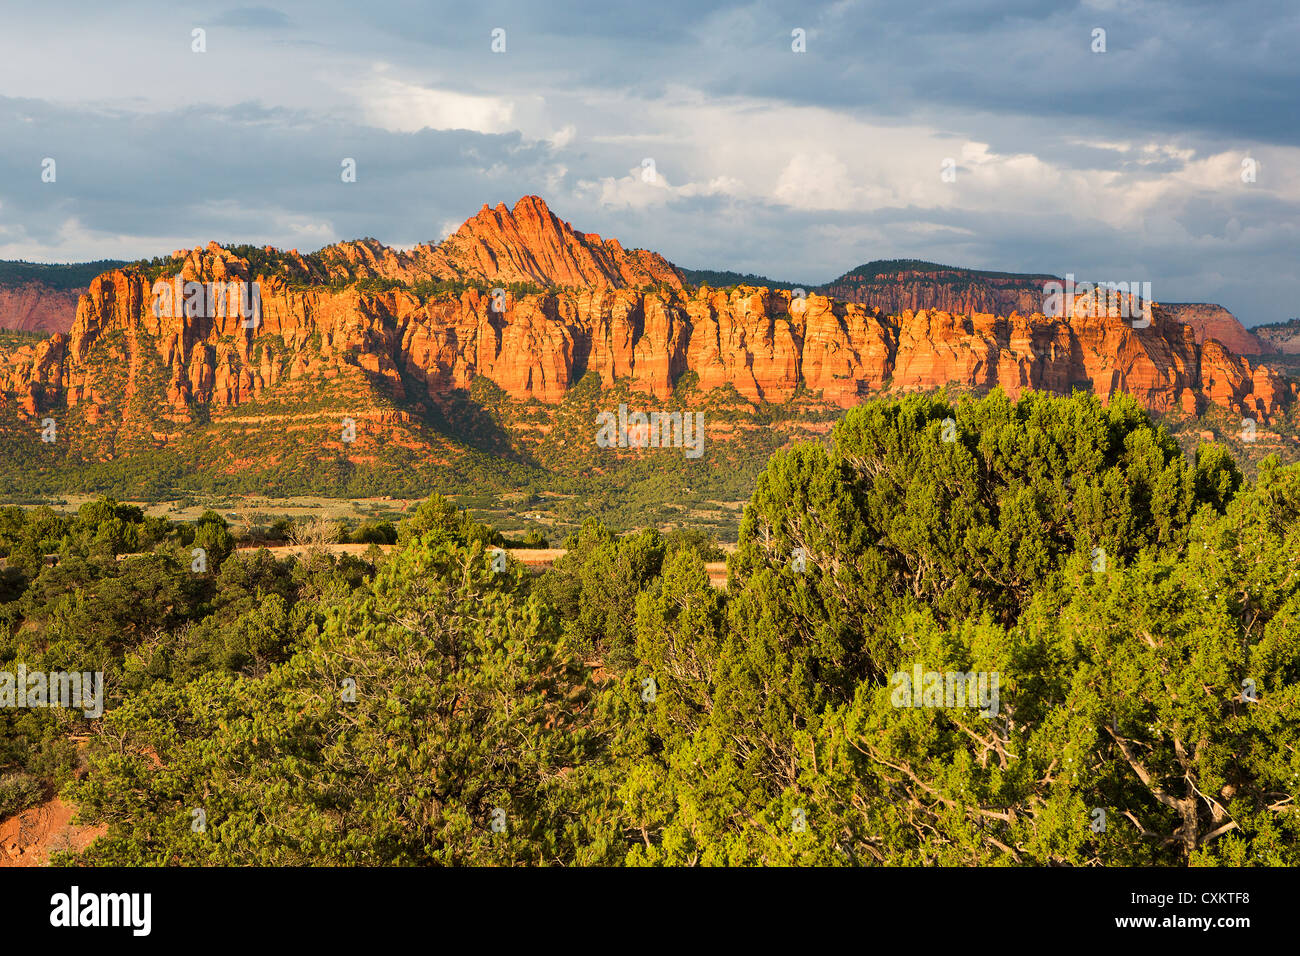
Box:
[0,389,1292,866]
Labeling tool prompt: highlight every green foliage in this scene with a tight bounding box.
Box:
[602,391,1298,865]
[676,267,808,291]
[192,510,236,566]
[0,771,46,818]
[829,258,1054,285]
[0,393,1294,868]
[0,259,128,290]
[348,520,397,545]
[537,519,666,669]
[731,389,1216,649]
[63,535,606,865]
[395,494,503,548]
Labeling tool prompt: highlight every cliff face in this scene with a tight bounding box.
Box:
[1255,321,1300,355]
[0,246,1289,430]
[821,264,1053,318]
[0,200,1292,438]
[822,264,1275,364]
[0,282,83,334]
[0,261,130,334]
[1160,303,1274,356]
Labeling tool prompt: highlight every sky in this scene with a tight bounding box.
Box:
[0,0,1297,325]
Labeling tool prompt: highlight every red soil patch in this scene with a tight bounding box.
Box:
[0,797,104,867]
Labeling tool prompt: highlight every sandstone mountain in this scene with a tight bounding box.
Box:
[0,261,127,334]
[2,243,1289,424]
[821,261,1275,357]
[0,196,681,333]
[2,213,1275,364]
[1255,319,1300,355]
[820,260,1054,317]
[314,195,683,289]
[1159,303,1274,356]
[0,199,1295,503]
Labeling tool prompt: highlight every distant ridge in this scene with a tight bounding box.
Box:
[819,259,1055,318]
[825,258,1056,283]
[676,267,810,291]
[0,260,130,334]
[1254,317,1300,355]
[0,260,129,290]
[1159,303,1274,356]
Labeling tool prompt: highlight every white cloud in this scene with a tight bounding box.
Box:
[548,124,577,149]
[773,152,856,209]
[576,164,744,209]
[356,68,516,134]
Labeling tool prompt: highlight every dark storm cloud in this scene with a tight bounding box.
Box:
[0,97,556,249]
[0,0,1296,323]
[333,0,1300,146]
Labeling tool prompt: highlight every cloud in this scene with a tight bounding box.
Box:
[576,162,744,210]
[0,0,1297,323]
[356,68,517,134]
[548,124,576,149]
[213,6,291,29]
[773,153,857,210]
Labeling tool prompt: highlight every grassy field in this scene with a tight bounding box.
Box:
[22,491,750,545]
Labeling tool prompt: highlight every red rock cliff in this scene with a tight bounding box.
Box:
[0,201,1291,428]
[0,282,83,334]
[317,195,684,290]
[1160,303,1274,356]
[1,249,1289,428]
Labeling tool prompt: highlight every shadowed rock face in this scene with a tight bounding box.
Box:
[0,282,84,334]
[821,264,1277,362]
[1160,303,1274,356]
[821,264,1055,318]
[0,200,1292,429]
